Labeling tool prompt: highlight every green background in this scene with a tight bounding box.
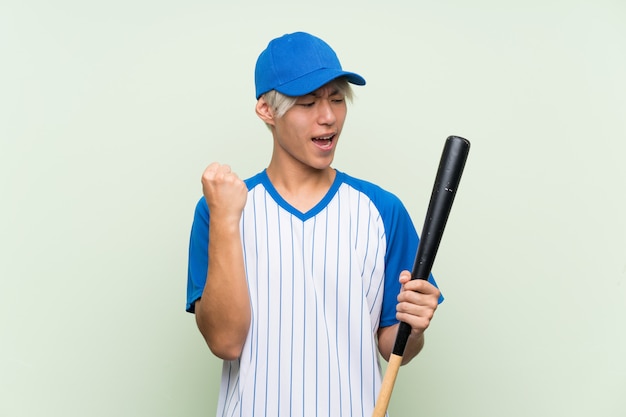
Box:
[2,1,625,416]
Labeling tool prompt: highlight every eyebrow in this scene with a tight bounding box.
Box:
[307,88,341,98]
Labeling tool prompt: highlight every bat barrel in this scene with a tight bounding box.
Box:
[392,135,470,356]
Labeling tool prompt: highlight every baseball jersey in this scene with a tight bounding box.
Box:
[186,169,440,417]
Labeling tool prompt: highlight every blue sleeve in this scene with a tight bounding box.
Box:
[379,196,443,328]
[186,197,210,313]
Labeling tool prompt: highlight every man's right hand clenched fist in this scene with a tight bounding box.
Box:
[201,163,248,221]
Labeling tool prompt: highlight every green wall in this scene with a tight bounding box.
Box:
[2,1,624,416]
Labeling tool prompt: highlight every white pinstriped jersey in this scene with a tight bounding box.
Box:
[187,170,437,417]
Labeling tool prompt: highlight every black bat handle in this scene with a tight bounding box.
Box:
[392,135,470,356]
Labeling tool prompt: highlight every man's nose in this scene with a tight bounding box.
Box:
[317,99,336,125]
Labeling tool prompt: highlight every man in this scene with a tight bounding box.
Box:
[187,31,442,416]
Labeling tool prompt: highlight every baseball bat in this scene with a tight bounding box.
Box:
[372,135,470,417]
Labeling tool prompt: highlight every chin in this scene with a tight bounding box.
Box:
[309,158,335,171]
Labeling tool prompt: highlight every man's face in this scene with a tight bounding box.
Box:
[272,83,347,171]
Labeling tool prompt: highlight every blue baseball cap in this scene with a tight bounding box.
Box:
[254,32,366,99]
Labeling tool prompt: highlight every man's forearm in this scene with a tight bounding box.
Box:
[195,219,250,360]
[377,324,425,365]
[399,330,425,365]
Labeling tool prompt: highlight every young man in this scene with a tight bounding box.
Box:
[187,32,442,416]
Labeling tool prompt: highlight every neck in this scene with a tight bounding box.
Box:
[266,163,336,213]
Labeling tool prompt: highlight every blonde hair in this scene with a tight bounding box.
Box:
[262,77,354,119]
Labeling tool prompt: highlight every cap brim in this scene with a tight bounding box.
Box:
[275,68,366,97]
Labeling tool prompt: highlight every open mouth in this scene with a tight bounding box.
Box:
[312,134,335,150]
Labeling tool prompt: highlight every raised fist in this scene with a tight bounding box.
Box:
[201,163,248,222]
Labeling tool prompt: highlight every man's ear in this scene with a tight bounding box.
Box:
[255,97,275,126]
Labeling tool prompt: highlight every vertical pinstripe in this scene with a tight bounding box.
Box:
[215,174,393,417]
